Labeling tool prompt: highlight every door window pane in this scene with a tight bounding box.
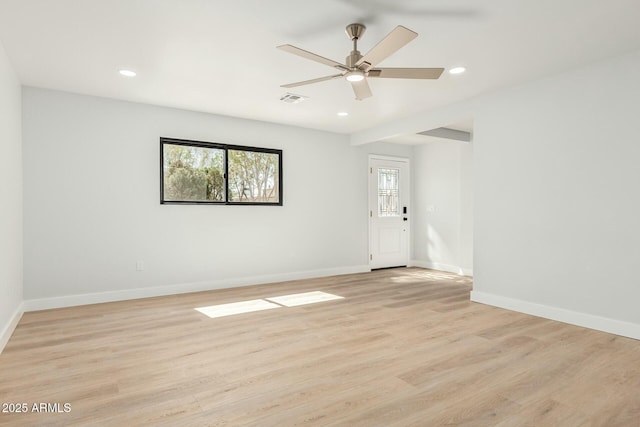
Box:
[378,168,399,217]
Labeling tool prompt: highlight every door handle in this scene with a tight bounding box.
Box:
[403,217,408,221]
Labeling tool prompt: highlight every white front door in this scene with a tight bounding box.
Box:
[369,156,409,269]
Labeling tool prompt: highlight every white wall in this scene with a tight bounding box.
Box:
[412,140,473,275]
[0,41,23,352]
[472,49,640,337]
[459,140,474,273]
[22,88,409,309]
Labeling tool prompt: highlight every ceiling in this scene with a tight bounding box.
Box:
[1,0,639,136]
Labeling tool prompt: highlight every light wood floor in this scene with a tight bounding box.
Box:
[1,268,640,426]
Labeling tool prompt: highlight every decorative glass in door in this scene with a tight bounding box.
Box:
[378,168,400,217]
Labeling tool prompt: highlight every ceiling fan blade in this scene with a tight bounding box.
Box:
[356,26,417,70]
[351,79,372,100]
[277,44,348,71]
[368,67,444,79]
[281,74,344,88]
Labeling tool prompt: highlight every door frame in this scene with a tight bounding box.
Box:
[368,154,411,269]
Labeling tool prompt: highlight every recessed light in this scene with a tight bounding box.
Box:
[119,69,137,77]
[449,67,466,75]
[337,112,349,117]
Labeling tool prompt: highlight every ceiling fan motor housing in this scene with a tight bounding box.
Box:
[346,51,363,68]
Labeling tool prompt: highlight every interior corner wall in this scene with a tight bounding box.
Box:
[472,49,640,336]
[459,140,474,274]
[412,141,473,276]
[22,88,405,308]
[0,41,23,351]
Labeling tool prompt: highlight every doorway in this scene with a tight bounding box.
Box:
[369,155,410,269]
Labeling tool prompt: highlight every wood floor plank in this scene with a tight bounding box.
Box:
[1,267,639,426]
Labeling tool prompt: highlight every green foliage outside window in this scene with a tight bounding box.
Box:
[228,150,279,203]
[163,144,224,202]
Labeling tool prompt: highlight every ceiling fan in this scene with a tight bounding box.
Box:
[277,23,444,100]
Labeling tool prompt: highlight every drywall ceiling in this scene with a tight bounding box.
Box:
[1,0,639,135]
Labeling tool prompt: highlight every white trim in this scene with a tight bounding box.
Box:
[369,154,410,163]
[460,267,473,277]
[23,265,371,312]
[410,260,472,277]
[470,291,640,341]
[0,303,24,353]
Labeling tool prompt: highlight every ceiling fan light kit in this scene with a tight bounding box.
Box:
[277,23,444,100]
[345,70,365,82]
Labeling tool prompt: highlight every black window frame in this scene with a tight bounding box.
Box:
[160,137,283,206]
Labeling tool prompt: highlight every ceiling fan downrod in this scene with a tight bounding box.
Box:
[345,23,366,67]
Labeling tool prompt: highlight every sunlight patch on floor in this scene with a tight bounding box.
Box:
[195,299,281,319]
[194,291,345,319]
[266,291,344,307]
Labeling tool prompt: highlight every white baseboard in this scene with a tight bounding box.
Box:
[23,265,371,312]
[470,290,640,341]
[410,260,473,277]
[0,303,24,353]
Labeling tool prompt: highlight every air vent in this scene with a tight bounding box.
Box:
[280,93,308,104]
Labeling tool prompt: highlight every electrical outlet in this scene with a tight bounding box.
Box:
[136,261,145,271]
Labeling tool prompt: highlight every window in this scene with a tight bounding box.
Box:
[160,138,282,205]
[227,149,281,203]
